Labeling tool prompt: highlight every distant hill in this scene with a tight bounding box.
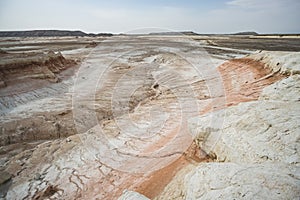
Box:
[148,31,200,36]
[233,31,259,35]
[0,30,113,37]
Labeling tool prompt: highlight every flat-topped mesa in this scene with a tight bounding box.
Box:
[0,30,113,37]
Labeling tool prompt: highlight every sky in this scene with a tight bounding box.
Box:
[0,0,299,34]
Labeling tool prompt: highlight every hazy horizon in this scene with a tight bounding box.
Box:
[1,0,300,34]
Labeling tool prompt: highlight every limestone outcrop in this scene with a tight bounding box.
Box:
[157,52,300,199]
[247,51,300,75]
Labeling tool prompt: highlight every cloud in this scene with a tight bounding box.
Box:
[0,0,299,33]
[227,0,300,9]
[207,0,300,33]
[227,0,273,8]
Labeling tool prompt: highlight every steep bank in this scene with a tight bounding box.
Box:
[0,51,78,147]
